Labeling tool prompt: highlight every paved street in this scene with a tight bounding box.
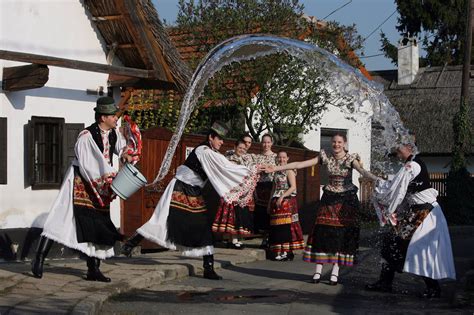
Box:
[101,245,473,315]
[0,248,265,314]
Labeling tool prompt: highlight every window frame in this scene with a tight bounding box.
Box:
[28,116,65,190]
[0,117,6,185]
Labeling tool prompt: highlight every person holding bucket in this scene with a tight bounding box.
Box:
[31,97,135,282]
[121,122,260,280]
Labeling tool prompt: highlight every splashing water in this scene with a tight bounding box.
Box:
[150,34,413,185]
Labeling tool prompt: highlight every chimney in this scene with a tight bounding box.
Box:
[397,36,419,85]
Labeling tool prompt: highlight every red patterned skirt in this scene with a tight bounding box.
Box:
[212,200,253,236]
[269,196,304,253]
[72,167,122,247]
[303,189,360,266]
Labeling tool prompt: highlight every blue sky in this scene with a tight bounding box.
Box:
[153,0,403,70]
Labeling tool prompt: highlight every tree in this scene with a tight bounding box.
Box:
[130,1,364,143]
[249,54,352,146]
[380,0,467,67]
[172,0,363,142]
[445,98,474,224]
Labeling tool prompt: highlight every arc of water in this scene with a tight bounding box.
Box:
[149,34,412,185]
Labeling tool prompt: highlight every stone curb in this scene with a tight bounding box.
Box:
[71,249,266,315]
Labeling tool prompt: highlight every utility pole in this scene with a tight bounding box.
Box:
[461,0,474,103]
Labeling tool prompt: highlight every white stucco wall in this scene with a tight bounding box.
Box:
[302,100,373,193]
[0,0,122,229]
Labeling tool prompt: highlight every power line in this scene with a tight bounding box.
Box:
[322,0,352,20]
[361,33,437,59]
[362,9,397,43]
[359,53,385,59]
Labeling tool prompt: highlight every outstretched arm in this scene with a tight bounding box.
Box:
[352,159,379,181]
[264,156,319,173]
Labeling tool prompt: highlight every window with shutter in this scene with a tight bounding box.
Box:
[27,116,64,190]
[63,123,84,176]
[0,117,6,185]
[320,128,348,186]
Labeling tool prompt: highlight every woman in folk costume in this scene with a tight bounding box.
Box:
[263,133,378,285]
[224,133,253,158]
[268,150,304,261]
[254,134,277,248]
[212,139,256,249]
[366,143,455,298]
[121,123,260,280]
[31,97,135,282]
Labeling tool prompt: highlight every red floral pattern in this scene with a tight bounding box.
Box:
[170,191,207,213]
[224,164,260,207]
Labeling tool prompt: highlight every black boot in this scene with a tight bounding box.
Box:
[203,255,222,280]
[121,232,144,257]
[287,252,295,261]
[86,257,111,282]
[31,236,54,279]
[420,277,441,298]
[365,264,394,293]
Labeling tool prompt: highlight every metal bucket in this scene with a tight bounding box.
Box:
[111,163,147,200]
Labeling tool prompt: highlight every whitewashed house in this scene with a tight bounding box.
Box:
[0,0,189,260]
[371,38,474,174]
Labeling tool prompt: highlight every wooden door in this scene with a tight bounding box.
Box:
[121,127,178,249]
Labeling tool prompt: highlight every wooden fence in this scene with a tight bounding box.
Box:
[359,172,473,205]
[121,127,320,248]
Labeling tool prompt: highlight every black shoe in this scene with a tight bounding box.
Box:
[203,254,223,280]
[31,236,54,279]
[420,277,440,298]
[259,238,268,249]
[287,252,295,261]
[86,257,111,283]
[329,274,338,286]
[203,268,223,280]
[419,288,441,299]
[121,232,144,257]
[312,273,321,284]
[365,280,392,293]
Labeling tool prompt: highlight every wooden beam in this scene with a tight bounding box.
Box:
[2,64,49,91]
[108,74,178,90]
[107,43,136,49]
[118,0,172,82]
[0,50,153,78]
[91,15,123,21]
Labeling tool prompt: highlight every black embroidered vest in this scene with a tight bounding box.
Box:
[407,155,431,194]
[86,123,117,166]
[183,142,211,181]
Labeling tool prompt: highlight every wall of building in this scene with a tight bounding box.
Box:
[302,100,373,193]
[0,0,122,230]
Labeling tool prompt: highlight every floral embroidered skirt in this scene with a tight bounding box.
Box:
[212,199,254,236]
[303,189,360,266]
[166,180,214,249]
[72,167,122,247]
[269,196,304,253]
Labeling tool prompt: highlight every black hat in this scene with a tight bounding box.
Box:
[210,121,229,138]
[94,96,118,115]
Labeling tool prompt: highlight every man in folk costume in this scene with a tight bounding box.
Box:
[366,142,456,297]
[31,97,134,282]
[121,122,260,280]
